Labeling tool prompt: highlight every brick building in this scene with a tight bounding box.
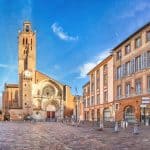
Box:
[83,55,115,122]
[83,22,150,124]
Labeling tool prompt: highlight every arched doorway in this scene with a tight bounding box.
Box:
[124,106,135,123]
[103,108,111,122]
[46,105,56,119]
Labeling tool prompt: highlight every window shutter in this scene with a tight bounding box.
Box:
[123,64,126,76]
[121,65,123,77]
[141,53,144,69]
[147,52,150,68]
[131,58,135,73]
[129,61,131,74]
[144,52,147,68]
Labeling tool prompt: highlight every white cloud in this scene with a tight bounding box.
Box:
[79,49,111,78]
[51,23,78,41]
[120,1,150,18]
[0,63,16,69]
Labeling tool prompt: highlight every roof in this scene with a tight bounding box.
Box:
[5,83,18,88]
[87,54,113,75]
[82,81,90,88]
[35,70,69,87]
[112,22,150,51]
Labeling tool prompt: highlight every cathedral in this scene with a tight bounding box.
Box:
[2,21,75,121]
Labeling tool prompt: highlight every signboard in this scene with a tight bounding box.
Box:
[142,101,150,104]
[140,104,147,108]
[142,97,150,104]
[142,97,150,100]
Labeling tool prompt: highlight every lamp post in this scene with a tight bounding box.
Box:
[74,95,80,122]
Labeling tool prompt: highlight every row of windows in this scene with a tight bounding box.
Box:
[116,51,150,79]
[22,38,32,45]
[117,76,150,99]
[84,92,108,107]
[116,31,150,60]
[91,64,108,92]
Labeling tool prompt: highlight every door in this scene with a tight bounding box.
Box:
[51,111,55,118]
[124,106,135,123]
[47,111,50,118]
[47,111,55,119]
[103,108,111,121]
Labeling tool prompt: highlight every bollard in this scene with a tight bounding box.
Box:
[133,123,139,135]
[98,121,103,131]
[125,121,128,128]
[145,119,149,126]
[113,122,119,133]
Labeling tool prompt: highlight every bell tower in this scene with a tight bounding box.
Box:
[18,21,36,74]
[18,21,36,115]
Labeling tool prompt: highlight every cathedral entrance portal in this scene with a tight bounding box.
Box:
[47,111,55,119]
[46,105,56,120]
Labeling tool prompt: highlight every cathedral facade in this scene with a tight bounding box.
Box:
[2,22,75,121]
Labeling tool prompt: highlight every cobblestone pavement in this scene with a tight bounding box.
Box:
[0,122,150,150]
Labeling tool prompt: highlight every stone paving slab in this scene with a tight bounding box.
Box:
[0,122,150,150]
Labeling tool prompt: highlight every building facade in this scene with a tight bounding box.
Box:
[113,23,150,123]
[2,22,75,121]
[83,55,115,122]
[83,22,150,124]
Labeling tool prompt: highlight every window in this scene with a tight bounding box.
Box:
[117,66,121,79]
[87,98,90,106]
[146,31,150,42]
[103,74,108,86]
[26,25,29,32]
[104,91,108,102]
[96,78,100,89]
[135,36,141,48]
[97,94,100,104]
[147,76,150,92]
[103,64,108,72]
[135,55,141,71]
[116,50,122,60]
[83,100,86,107]
[87,86,90,94]
[91,96,94,106]
[117,85,122,99]
[91,83,94,92]
[125,44,131,55]
[115,103,119,110]
[91,74,94,81]
[135,79,142,94]
[125,61,130,75]
[23,38,25,45]
[147,51,150,67]
[125,83,131,97]
[96,70,100,89]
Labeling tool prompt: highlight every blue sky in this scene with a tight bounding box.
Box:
[0,0,150,104]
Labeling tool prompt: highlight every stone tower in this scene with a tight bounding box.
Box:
[18,21,36,115]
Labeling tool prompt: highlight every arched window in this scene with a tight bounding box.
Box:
[124,106,135,123]
[23,38,25,45]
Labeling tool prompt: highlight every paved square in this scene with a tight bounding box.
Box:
[0,122,150,150]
